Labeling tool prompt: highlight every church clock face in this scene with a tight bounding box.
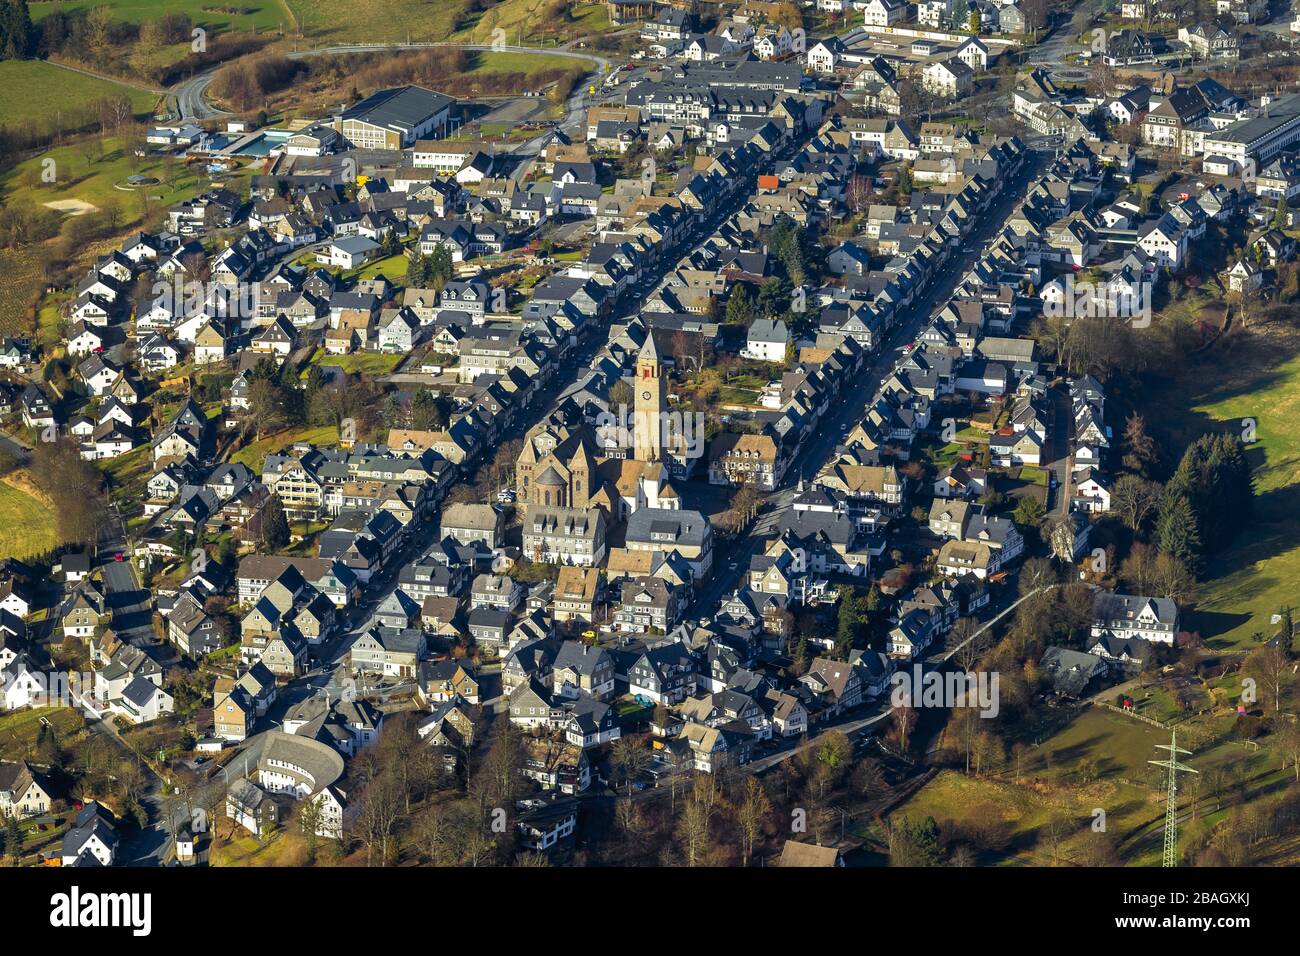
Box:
[642,390,653,401]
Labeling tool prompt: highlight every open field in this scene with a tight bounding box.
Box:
[285,0,476,43]
[100,444,155,506]
[0,60,158,129]
[890,706,1284,865]
[29,0,291,33]
[453,0,612,44]
[283,0,612,44]
[465,50,586,78]
[1144,330,1300,651]
[0,472,63,561]
[892,709,1165,865]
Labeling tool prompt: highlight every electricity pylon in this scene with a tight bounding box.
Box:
[1149,729,1197,868]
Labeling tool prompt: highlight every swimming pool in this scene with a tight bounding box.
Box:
[232,129,293,156]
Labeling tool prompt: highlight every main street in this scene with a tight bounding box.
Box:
[688,146,1054,619]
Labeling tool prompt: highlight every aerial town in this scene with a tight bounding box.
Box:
[0,0,1292,882]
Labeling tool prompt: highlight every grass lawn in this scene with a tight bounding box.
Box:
[286,0,473,42]
[888,769,1067,864]
[1145,333,1300,650]
[1027,707,1269,866]
[717,387,763,406]
[915,433,974,471]
[37,297,69,347]
[0,474,63,561]
[614,696,648,717]
[230,425,339,470]
[351,253,410,282]
[1017,466,1050,487]
[467,50,588,80]
[318,352,404,376]
[210,823,311,866]
[3,136,253,236]
[0,60,158,129]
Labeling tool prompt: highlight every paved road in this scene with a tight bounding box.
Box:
[1022,1,1105,72]
[1046,381,1072,516]
[0,430,31,466]
[97,509,158,645]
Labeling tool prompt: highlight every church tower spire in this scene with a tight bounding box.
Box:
[634,334,665,463]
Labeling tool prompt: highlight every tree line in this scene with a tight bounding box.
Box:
[1108,415,1252,603]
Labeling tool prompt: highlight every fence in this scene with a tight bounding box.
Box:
[1094,700,1169,729]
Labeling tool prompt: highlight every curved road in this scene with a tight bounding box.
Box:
[175,41,610,126]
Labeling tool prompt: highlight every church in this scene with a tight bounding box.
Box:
[516,336,683,522]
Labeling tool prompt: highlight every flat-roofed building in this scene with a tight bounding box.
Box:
[334,86,455,150]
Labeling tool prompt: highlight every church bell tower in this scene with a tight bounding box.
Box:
[633,334,665,463]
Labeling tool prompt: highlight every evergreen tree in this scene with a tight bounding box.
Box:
[1013,495,1045,530]
[791,635,808,676]
[260,493,291,551]
[381,228,402,257]
[835,586,872,655]
[769,217,808,286]
[405,252,429,287]
[893,815,943,866]
[0,0,34,60]
[5,813,21,863]
[756,274,792,318]
[427,244,454,289]
[725,284,754,327]
[1155,490,1201,570]
[1167,432,1253,554]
